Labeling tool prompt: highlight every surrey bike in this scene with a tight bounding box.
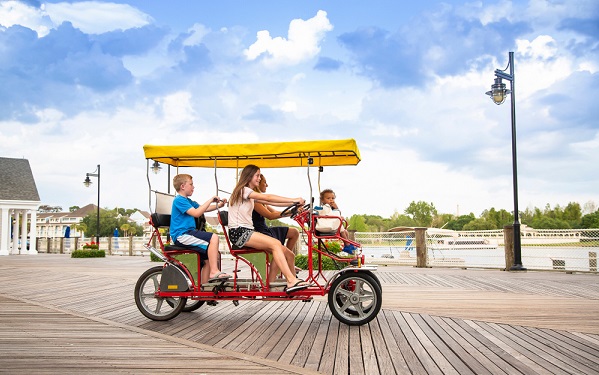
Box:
[134,139,381,325]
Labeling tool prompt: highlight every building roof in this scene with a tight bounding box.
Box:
[37,204,99,220]
[0,157,40,202]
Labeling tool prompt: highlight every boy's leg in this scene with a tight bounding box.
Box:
[207,234,230,279]
[200,261,211,285]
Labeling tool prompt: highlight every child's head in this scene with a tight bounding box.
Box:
[173,174,192,193]
[320,189,336,205]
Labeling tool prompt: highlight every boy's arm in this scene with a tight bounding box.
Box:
[187,196,225,217]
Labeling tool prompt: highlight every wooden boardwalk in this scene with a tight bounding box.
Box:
[0,254,598,374]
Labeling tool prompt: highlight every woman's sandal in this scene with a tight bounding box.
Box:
[285,280,310,293]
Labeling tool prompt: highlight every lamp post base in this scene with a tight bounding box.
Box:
[509,264,527,271]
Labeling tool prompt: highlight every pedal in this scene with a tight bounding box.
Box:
[207,300,218,306]
[232,300,239,307]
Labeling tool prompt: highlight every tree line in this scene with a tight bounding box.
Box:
[346,200,599,232]
[73,208,145,237]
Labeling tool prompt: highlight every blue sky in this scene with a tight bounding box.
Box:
[1,0,598,219]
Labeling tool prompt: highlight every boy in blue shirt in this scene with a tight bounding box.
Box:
[170,174,230,283]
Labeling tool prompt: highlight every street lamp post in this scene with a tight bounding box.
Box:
[83,165,101,244]
[485,52,526,271]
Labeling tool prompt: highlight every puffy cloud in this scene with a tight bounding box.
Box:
[338,14,530,88]
[0,0,52,36]
[44,1,152,34]
[244,10,333,67]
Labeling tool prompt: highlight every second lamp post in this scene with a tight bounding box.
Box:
[84,164,101,244]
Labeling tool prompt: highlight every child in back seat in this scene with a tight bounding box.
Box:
[319,189,356,254]
[170,174,230,284]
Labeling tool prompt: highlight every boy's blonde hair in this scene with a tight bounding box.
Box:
[173,174,192,192]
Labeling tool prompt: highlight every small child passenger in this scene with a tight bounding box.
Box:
[320,188,356,254]
[170,174,230,284]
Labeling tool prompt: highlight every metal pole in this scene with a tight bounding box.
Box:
[507,52,525,271]
[96,165,100,245]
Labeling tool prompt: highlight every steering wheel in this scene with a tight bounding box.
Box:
[280,203,311,218]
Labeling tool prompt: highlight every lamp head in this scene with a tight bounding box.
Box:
[151,160,162,174]
[485,77,509,105]
[83,176,92,187]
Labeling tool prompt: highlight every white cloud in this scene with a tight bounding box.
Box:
[244,10,333,67]
[45,1,152,34]
[0,0,52,36]
[184,23,210,46]
[159,91,197,125]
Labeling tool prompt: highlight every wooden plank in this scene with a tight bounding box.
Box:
[392,310,444,375]
[278,300,322,364]
[479,321,571,375]
[369,315,399,375]
[267,302,315,362]
[403,312,461,374]
[503,324,599,374]
[414,313,475,374]
[381,309,424,374]
[333,321,350,375]
[317,312,339,374]
[431,317,506,374]
[290,301,328,368]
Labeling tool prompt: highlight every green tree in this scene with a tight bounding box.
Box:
[530,217,570,229]
[462,218,496,230]
[405,201,437,227]
[69,206,80,212]
[347,215,368,232]
[562,202,582,228]
[445,213,475,231]
[581,210,599,228]
[82,209,144,237]
[480,208,513,229]
[432,213,454,229]
[71,222,87,236]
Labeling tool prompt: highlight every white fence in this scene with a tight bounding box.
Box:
[36,228,599,273]
[354,228,599,273]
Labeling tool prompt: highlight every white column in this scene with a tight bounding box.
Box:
[29,210,38,254]
[20,210,28,254]
[11,210,20,255]
[0,208,10,255]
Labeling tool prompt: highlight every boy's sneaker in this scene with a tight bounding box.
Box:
[343,244,356,254]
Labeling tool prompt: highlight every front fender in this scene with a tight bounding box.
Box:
[325,268,381,291]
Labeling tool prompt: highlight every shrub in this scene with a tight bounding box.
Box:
[71,249,105,258]
[295,254,348,271]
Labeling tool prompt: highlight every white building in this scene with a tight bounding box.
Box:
[0,157,41,255]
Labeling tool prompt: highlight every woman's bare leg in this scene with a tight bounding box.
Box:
[245,232,305,288]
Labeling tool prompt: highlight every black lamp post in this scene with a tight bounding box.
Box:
[83,165,101,244]
[485,52,526,271]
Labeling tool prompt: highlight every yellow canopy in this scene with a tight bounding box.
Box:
[143,139,361,168]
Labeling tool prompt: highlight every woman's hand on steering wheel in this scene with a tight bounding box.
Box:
[280,202,311,218]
